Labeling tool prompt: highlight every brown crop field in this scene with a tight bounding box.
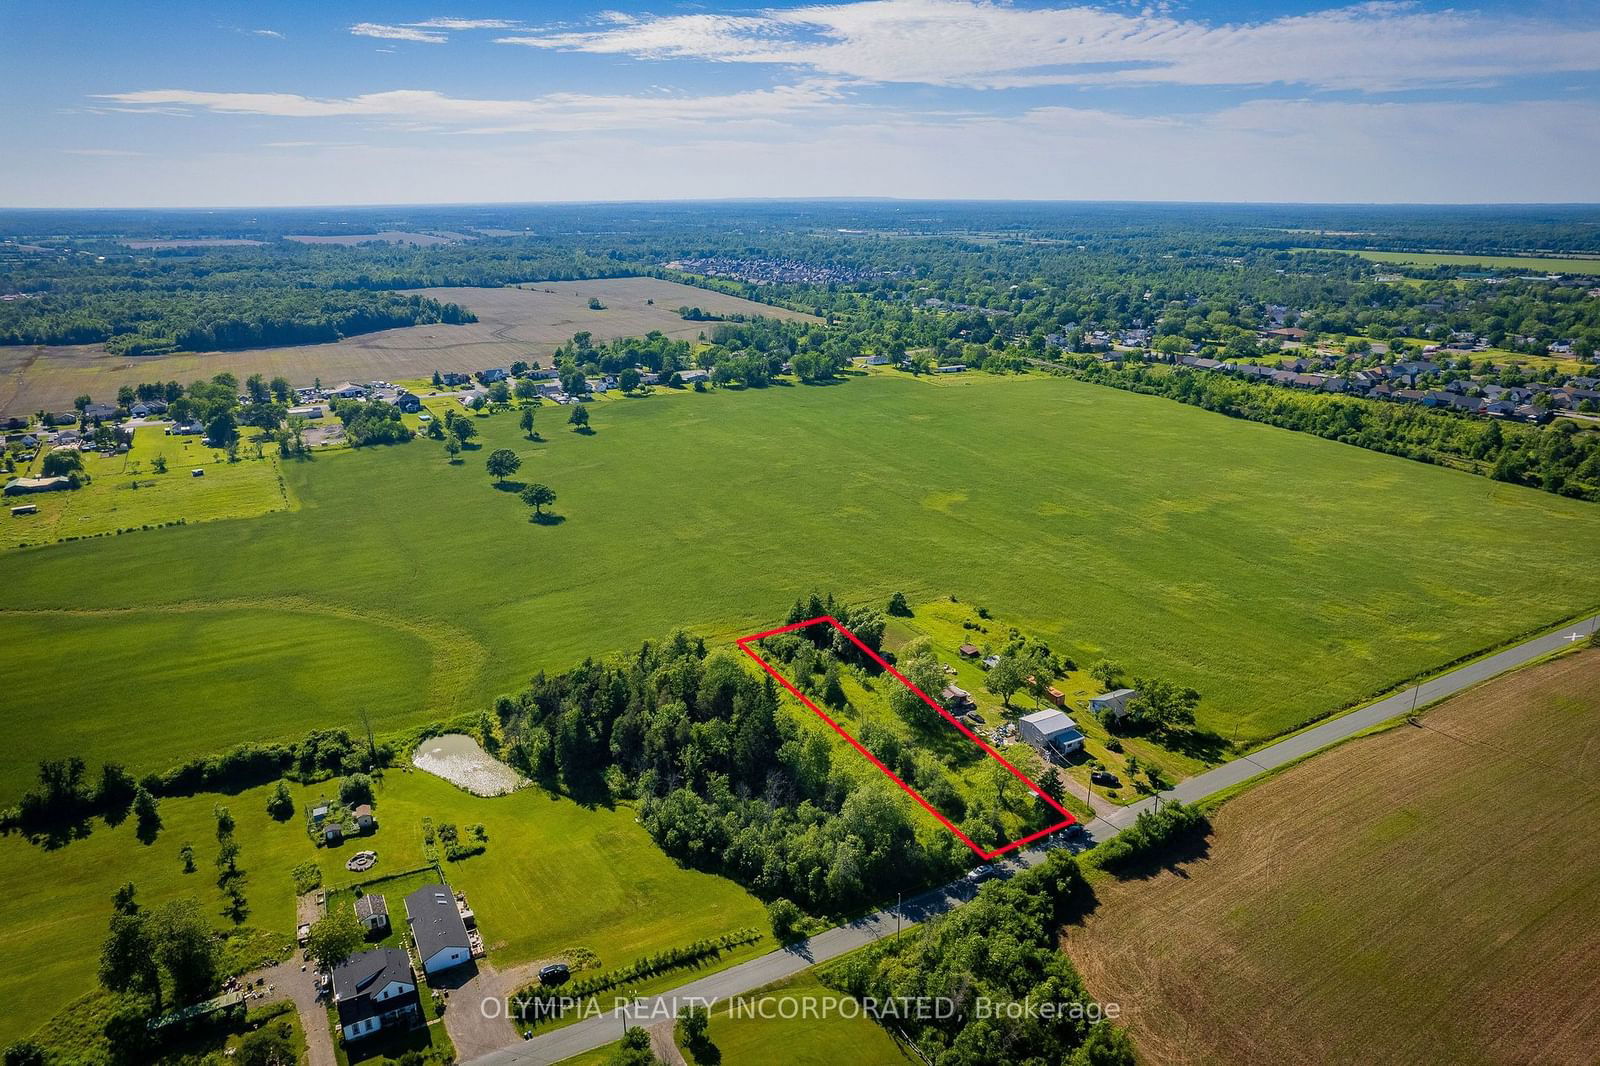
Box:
[1064,648,1600,1066]
[0,277,816,417]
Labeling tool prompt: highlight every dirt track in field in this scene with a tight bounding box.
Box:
[0,277,816,417]
[1064,649,1600,1066]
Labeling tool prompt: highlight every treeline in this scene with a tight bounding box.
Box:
[486,617,967,914]
[1053,356,1600,501]
[0,287,473,354]
[824,851,1134,1066]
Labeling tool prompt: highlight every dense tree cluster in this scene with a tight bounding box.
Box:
[328,397,414,447]
[824,851,1134,1066]
[488,616,965,913]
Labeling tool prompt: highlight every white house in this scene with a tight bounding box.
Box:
[1019,709,1085,757]
[405,884,473,976]
[332,948,421,1042]
[1089,689,1138,718]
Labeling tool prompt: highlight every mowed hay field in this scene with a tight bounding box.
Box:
[0,769,768,1047]
[1064,649,1600,1066]
[0,277,817,417]
[4,373,1600,795]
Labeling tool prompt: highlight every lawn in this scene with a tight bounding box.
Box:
[5,373,1600,799]
[1,425,288,551]
[1063,648,1600,1066]
[691,973,919,1065]
[0,769,767,1048]
[1300,247,1600,275]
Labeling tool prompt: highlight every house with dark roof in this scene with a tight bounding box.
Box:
[331,947,420,1043]
[393,393,422,414]
[405,883,473,976]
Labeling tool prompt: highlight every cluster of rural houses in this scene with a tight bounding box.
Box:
[1174,354,1599,422]
[326,880,484,1044]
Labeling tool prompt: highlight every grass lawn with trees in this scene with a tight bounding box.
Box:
[5,373,1600,798]
[686,973,920,1065]
[0,769,768,1049]
[0,425,288,551]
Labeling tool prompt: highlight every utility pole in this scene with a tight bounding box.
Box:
[896,892,902,935]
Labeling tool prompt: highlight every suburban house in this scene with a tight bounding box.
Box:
[129,399,168,418]
[1018,709,1086,757]
[393,393,422,414]
[476,367,510,384]
[331,947,421,1043]
[1089,689,1138,718]
[676,369,710,384]
[439,371,471,386]
[354,893,389,934]
[82,403,118,422]
[168,421,205,435]
[405,883,473,976]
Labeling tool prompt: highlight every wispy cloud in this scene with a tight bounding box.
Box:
[350,23,448,44]
[496,0,1600,93]
[408,18,521,31]
[94,82,854,134]
[251,29,284,39]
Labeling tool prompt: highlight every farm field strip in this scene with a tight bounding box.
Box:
[4,374,1600,797]
[1301,247,1600,274]
[0,276,815,418]
[1062,648,1600,1066]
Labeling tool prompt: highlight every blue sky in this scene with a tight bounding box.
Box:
[2,0,1598,206]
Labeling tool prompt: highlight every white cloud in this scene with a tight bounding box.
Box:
[251,29,284,39]
[350,23,448,44]
[408,18,520,31]
[94,81,854,134]
[498,0,1600,92]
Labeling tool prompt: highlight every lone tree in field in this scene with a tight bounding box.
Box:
[985,656,1026,708]
[485,448,522,484]
[445,436,461,463]
[520,407,536,439]
[568,404,590,431]
[520,483,556,519]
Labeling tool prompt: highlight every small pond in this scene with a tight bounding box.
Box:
[412,733,527,797]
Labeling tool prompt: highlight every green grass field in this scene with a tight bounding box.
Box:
[4,373,1600,798]
[1304,247,1600,275]
[2,426,288,551]
[0,770,767,1048]
[689,973,919,1065]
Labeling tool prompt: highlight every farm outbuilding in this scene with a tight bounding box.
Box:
[1090,689,1138,718]
[1020,709,1086,757]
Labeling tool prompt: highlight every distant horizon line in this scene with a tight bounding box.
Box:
[4,196,1600,213]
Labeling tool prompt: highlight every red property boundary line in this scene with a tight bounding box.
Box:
[736,615,1076,859]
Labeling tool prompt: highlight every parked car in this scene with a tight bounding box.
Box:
[965,864,997,883]
[539,963,570,986]
[1091,770,1121,787]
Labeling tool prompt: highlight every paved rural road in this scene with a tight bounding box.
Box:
[469,613,1600,1066]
